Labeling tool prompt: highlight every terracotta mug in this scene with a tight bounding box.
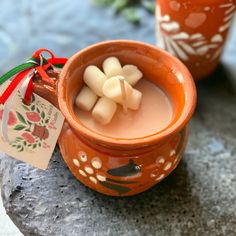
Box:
[34,40,196,196]
[156,0,236,80]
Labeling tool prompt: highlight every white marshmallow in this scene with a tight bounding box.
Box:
[83,65,107,96]
[75,86,98,111]
[122,65,143,86]
[127,89,142,110]
[103,57,122,78]
[92,97,117,125]
[102,76,133,104]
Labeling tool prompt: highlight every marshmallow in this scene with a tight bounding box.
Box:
[102,76,133,104]
[122,65,143,86]
[83,65,107,96]
[127,89,142,110]
[103,57,122,78]
[75,86,98,111]
[92,97,117,125]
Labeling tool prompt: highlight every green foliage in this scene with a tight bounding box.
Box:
[14,124,26,131]
[16,111,26,124]
[92,0,155,24]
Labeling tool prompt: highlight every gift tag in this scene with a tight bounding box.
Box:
[0,81,64,170]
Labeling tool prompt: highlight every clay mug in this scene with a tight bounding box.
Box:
[34,40,196,196]
[156,0,236,80]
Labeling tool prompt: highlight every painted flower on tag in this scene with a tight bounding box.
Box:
[22,132,35,144]
[8,93,53,152]
[26,112,41,122]
[0,110,17,126]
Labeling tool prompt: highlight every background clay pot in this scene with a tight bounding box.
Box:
[156,0,236,80]
[35,40,196,196]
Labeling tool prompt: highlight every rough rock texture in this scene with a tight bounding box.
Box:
[0,1,236,236]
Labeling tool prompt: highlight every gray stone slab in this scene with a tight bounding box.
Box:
[0,1,236,236]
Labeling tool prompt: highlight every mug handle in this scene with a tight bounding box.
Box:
[31,49,67,108]
[33,70,59,108]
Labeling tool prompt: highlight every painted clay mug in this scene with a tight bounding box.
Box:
[34,40,196,196]
[156,0,236,80]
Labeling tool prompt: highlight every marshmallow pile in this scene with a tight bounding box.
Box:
[75,57,143,125]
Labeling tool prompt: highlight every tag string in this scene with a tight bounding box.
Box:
[0,48,68,142]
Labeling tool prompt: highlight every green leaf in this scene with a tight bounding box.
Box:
[37,108,40,113]
[23,141,27,146]
[92,0,114,6]
[45,119,49,124]
[14,125,26,131]
[41,111,45,119]
[31,105,35,111]
[121,7,140,24]
[112,0,129,11]
[141,0,155,14]
[16,111,26,124]
[38,143,41,147]
[33,144,37,149]
[22,105,30,111]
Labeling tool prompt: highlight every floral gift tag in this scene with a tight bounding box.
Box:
[0,81,64,170]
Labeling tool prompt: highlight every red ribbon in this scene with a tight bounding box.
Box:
[0,48,67,105]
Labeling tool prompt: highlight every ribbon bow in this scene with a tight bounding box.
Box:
[0,48,67,142]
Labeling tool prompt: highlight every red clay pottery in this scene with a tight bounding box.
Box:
[35,40,196,196]
[156,0,236,80]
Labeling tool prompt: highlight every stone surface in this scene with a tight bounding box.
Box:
[0,1,236,236]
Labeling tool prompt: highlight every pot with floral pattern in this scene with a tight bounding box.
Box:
[34,40,196,196]
[156,0,236,80]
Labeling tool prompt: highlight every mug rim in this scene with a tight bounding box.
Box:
[58,40,197,148]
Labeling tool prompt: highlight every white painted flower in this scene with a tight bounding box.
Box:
[91,157,102,169]
[73,158,80,167]
[96,174,106,182]
[78,151,87,162]
[155,174,165,182]
[89,176,98,184]
[163,162,172,171]
[150,169,159,178]
[169,150,176,157]
[84,166,94,174]
[156,156,165,164]
[79,169,87,177]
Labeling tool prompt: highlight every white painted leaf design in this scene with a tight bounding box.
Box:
[196,46,209,55]
[224,12,235,22]
[156,3,231,64]
[178,41,196,55]
[162,15,170,21]
[161,22,179,32]
[219,20,232,32]
[167,37,189,61]
[211,34,223,43]
[225,5,236,15]
[171,32,189,40]
[164,36,177,56]
[211,46,224,61]
[192,41,207,47]
[190,33,204,40]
